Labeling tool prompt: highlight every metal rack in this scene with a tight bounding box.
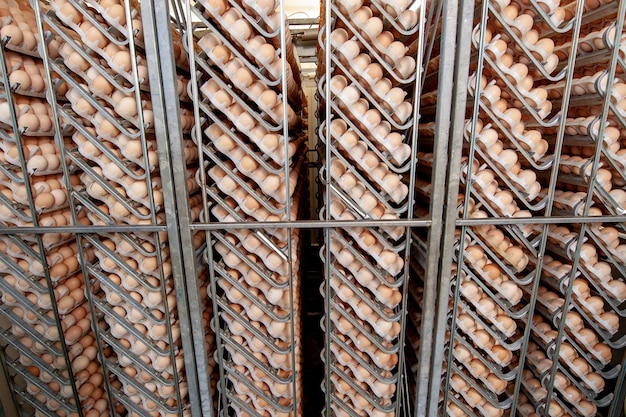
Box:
[0,0,624,417]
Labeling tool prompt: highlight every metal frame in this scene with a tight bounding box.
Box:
[0,1,625,416]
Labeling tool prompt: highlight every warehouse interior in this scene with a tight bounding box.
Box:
[0,0,625,417]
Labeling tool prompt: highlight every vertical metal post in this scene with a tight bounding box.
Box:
[414,1,460,415]
[423,0,474,415]
[140,2,210,415]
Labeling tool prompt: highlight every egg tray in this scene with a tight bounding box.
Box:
[326,100,411,170]
[472,42,556,124]
[212,234,291,290]
[323,194,406,251]
[100,331,181,389]
[0,105,56,139]
[329,339,398,391]
[330,266,401,324]
[61,109,159,174]
[0,74,49,100]
[533,309,619,367]
[201,135,298,207]
[456,288,520,345]
[326,374,395,417]
[199,111,303,174]
[327,297,400,355]
[321,128,409,207]
[222,335,296,392]
[327,364,395,412]
[329,67,414,133]
[218,296,296,348]
[207,187,294,242]
[328,230,404,291]
[452,344,510,396]
[213,262,295,312]
[457,265,528,320]
[14,363,78,409]
[225,367,295,415]
[331,327,399,375]
[448,372,506,417]
[91,257,174,314]
[330,10,416,85]
[484,4,561,79]
[194,3,296,86]
[453,314,515,370]
[339,0,421,38]
[223,353,294,399]
[219,327,296,378]
[107,363,181,417]
[191,9,281,89]
[328,239,404,306]
[449,362,512,410]
[0,137,67,177]
[98,302,181,367]
[198,77,286,136]
[43,9,151,91]
[455,301,521,354]
[529,329,610,396]
[195,58,299,131]
[217,271,292,324]
[92,237,167,279]
[323,119,409,203]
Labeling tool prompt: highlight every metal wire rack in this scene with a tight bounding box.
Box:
[0,0,625,417]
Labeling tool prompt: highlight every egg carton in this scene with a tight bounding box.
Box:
[327,297,400,355]
[329,342,396,397]
[329,67,413,130]
[329,16,416,84]
[45,7,150,90]
[328,239,402,307]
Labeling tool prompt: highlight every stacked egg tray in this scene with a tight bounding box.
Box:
[316,0,425,415]
[433,1,626,417]
[178,0,306,415]
[0,1,122,416]
[1,0,205,416]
